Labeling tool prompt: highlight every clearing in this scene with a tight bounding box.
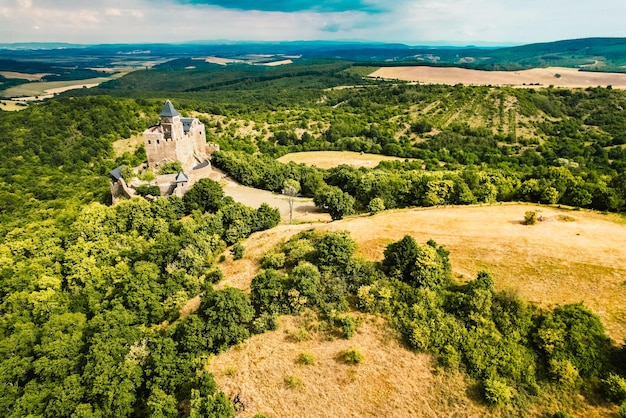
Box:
[277,151,412,169]
[369,66,626,88]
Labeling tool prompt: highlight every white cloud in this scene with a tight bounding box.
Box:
[105,8,122,16]
[0,0,624,44]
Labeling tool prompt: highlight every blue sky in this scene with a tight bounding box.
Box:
[0,0,625,45]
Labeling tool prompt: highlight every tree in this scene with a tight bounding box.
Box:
[383,235,419,281]
[313,186,355,220]
[183,178,224,214]
[313,231,357,269]
[282,179,300,224]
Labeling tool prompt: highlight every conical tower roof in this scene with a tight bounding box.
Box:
[160,100,180,117]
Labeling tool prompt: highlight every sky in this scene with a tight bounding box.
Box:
[0,0,625,46]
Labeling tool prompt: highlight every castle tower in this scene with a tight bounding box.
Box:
[159,100,183,141]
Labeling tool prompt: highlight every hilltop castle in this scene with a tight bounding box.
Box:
[110,100,219,203]
[144,100,209,170]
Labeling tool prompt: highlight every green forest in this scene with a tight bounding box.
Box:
[1,60,626,417]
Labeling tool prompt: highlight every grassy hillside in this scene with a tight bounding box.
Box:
[210,203,626,417]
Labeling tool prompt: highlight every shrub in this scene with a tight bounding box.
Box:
[524,210,538,225]
[339,347,364,365]
[603,373,626,403]
[297,352,316,365]
[619,402,626,418]
[251,312,278,334]
[548,358,580,388]
[231,243,244,260]
[313,231,357,269]
[313,185,355,220]
[135,184,161,196]
[260,250,285,269]
[552,412,571,418]
[158,160,183,174]
[291,261,321,307]
[284,374,303,389]
[205,266,224,284]
[338,315,358,339]
[289,327,310,342]
[367,197,385,215]
[483,377,513,405]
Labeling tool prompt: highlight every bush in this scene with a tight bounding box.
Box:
[260,251,285,269]
[619,402,626,418]
[367,197,385,215]
[231,243,244,260]
[548,358,580,388]
[284,374,303,389]
[524,210,538,225]
[297,352,316,365]
[339,347,364,365]
[603,373,626,403]
[251,312,278,334]
[135,184,161,197]
[483,377,513,405]
[205,266,224,284]
[158,160,183,174]
[338,315,358,339]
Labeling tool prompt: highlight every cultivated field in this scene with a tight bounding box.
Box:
[212,204,624,418]
[0,71,51,81]
[1,70,130,100]
[369,66,626,88]
[277,151,411,169]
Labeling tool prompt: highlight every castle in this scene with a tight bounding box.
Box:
[110,100,219,203]
[144,100,209,171]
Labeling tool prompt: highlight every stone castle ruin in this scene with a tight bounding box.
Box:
[110,100,219,203]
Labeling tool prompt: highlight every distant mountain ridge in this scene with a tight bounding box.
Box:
[1,37,625,73]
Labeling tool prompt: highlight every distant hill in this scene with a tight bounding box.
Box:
[0,37,625,72]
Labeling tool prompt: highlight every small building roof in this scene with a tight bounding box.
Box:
[109,166,123,181]
[160,100,180,117]
[175,172,189,183]
[181,118,194,133]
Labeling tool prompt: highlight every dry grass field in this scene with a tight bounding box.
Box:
[1,70,131,100]
[0,71,51,81]
[369,66,626,88]
[221,204,626,341]
[0,99,27,111]
[211,203,625,417]
[211,314,504,418]
[277,151,412,169]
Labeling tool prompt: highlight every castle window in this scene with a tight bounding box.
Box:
[148,140,151,144]
[157,139,160,144]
